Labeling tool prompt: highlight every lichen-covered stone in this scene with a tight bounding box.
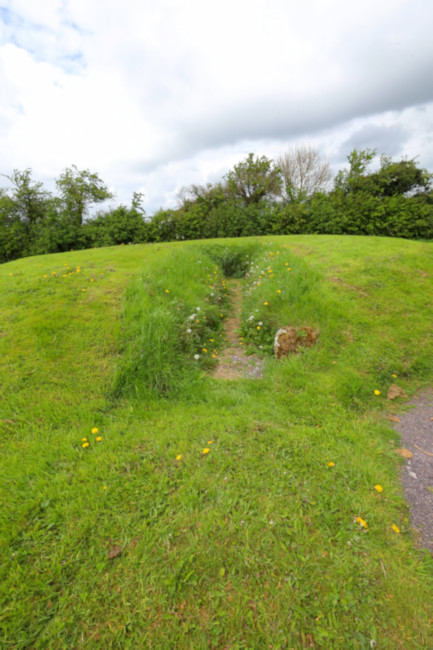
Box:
[274,326,319,359]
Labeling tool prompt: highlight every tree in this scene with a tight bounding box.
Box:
[0,189,26,262]
[1,169,49,229]
[176,181,227,211]
[334,149,432,198]
[370,158,432,197]
[0,170,52,261]
[277,146,332,202]
[84,205,148,246]
[131,191,147,217]
[55,165,113,227]
[224,153,282,206]
[334,148,376,194]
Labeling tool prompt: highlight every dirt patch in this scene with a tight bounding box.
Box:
[212,280,265,380]
[391,389,433,553]
[329,275,368,297]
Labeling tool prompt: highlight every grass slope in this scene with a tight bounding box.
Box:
[1,235,433,648]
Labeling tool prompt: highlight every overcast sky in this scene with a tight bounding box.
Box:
[1,0,433,214]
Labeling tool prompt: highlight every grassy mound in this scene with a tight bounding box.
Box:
[1,235,433,648]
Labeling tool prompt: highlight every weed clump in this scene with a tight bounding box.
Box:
[202,242,260,278]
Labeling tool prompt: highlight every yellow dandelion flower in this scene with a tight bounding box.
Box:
[82,442,89,448]
[103,486,107,490]
[392,524,400,534]
[256,326,261,330]
[277,289,282,294]
[82,288,86,292]
[374,390,381,396]
[264,301,268,305]
[328,461,335,467]
[91,427,99,434]
[90,278,95,282]
[9,273,13,276]
[82,437,88,442]
[76,268,81,273]
[165,289,169,293]
[356,516,368,529]
[374,484,383,493]
[202,448,210,454]
[96,436,102,442]
[392,373,397,378]
[43,274,47,278]
[62,274,67,277]
[176,454,182,460]
[52,271,56,275]
[209,338,214,342]
[212,354,217,358]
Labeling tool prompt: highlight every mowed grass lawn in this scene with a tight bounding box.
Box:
[1,235,433,649]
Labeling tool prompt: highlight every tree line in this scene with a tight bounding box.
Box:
[1,148,432,263]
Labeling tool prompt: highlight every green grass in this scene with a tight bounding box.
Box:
[1,235,433,648]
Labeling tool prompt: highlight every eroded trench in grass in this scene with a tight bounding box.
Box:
[104,241,433,645]
[208,243,319,381]
[119,240,433,560]
[211,279,266,380]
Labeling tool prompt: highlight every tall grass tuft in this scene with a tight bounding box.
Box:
[113,246,228,399]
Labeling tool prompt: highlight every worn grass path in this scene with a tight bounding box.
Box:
[212,279,265,380]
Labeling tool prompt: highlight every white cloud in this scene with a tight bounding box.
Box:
[1,0,433,211]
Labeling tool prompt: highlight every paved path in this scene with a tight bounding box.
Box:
[392,389,433,553]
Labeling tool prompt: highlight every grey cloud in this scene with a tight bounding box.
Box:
[132,50,433,172]
[338,124,411,159]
